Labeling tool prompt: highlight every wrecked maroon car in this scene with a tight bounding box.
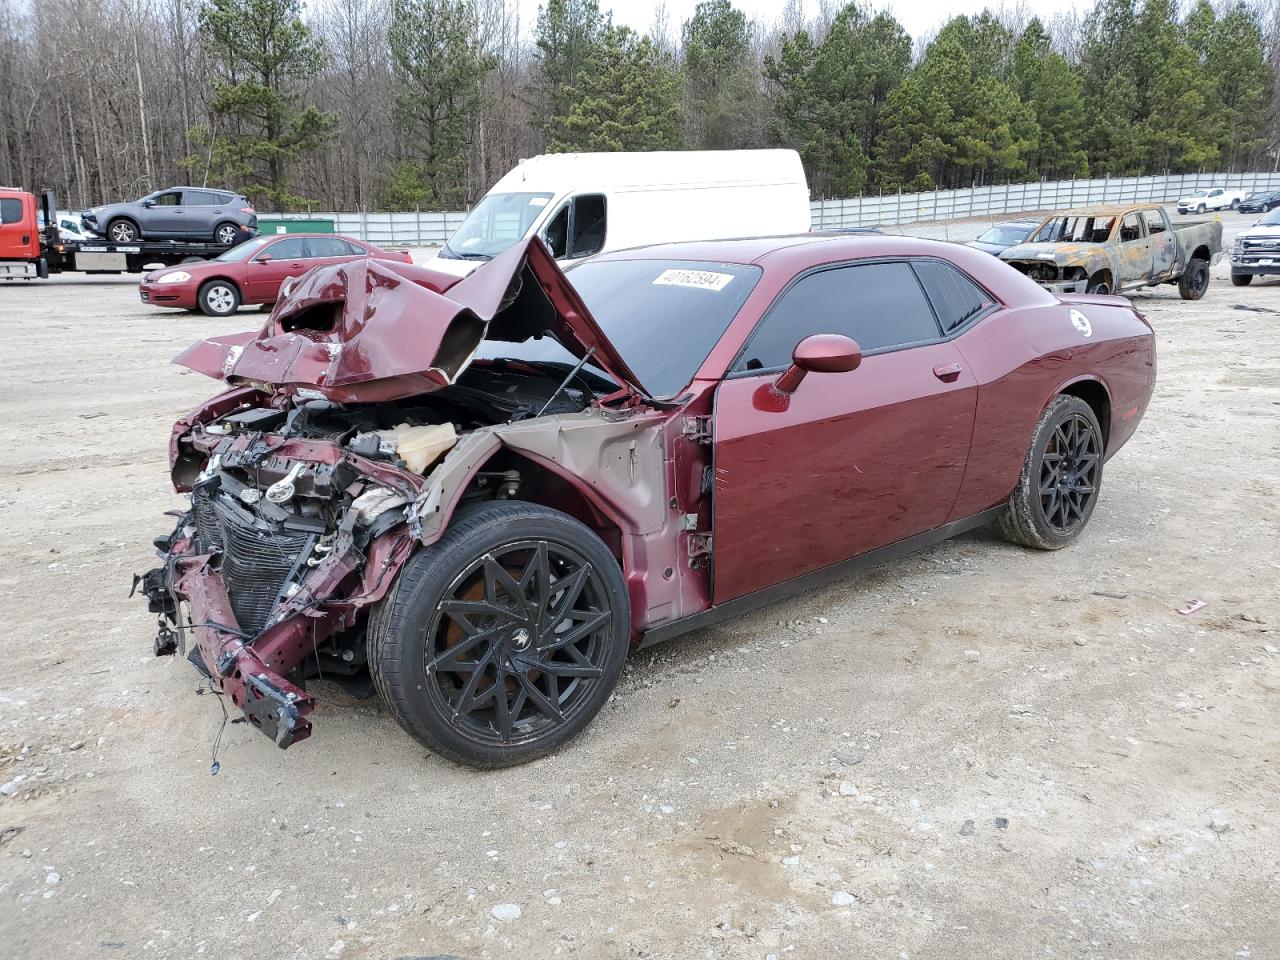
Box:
[140,234,1155,767]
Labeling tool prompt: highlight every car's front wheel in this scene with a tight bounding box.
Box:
[368,501,630,768]
[197,279,241,317]
[996,395,1104,551]
[1231,273,1253,286]
[107,218,139,243]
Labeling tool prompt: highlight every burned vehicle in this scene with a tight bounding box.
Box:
[141,234,1156,767]
[1000,204,1222,300]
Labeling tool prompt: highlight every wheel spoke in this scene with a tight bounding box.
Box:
[491,672,513,741]
[536,659,605,679]
[518,541,551,632]
[517,671,565,722]
[540,609,610,652]
[547,563,593,625]
[440,599,514,631]
[453,647,500,716]
[484,556,528,617]
[428,624,504,673]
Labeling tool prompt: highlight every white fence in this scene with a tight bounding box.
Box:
[295,171,1280,246]
[809,171,1280,230]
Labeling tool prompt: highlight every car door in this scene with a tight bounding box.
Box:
[1113,211,1153,286]
[145,190,187,236]
[305,235,362,267]
[1144,208,1176,278]
[710,259,979,604]
[182,190,222,239]
[244,236,310,300]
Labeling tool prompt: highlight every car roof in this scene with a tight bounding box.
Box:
[1051,204,1154,218]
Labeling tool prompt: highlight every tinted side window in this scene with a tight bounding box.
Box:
[183,190,218,205]
[0,198,22,224]
[152,192,181,206]
[737,262,942,371]
[307,237,351,257]
[266,237,308,259]
[342,239,366,255]
[912,261,994,333]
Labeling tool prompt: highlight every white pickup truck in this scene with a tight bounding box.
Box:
[1176,187,1246,215]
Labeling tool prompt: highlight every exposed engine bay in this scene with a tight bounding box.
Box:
[140,356,632,748]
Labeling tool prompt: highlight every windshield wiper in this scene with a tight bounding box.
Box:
[439,246,492,261]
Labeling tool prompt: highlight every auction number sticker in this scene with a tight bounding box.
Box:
[653,268,734,291]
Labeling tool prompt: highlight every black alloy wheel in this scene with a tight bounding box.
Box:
[996,394,1105,550]
[1179,257,1209,300]
[368,501,630,767]
[427,539,613,747]
[1036,412,1100,536]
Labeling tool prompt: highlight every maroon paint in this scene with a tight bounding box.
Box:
[162,232,1155,747]
[137,234,412,311]
[712,340,978,603]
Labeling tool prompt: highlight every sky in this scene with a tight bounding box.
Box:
[516,0,1091,42]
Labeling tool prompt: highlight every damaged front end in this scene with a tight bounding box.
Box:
[139,238,650,749]
[1000,243,1104,294]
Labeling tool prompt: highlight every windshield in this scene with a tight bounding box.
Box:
[215,236,272,262]
[440,192,554,261]
[1031,215,1115,244]
[475,258,762,399]
[1189,190,1209,198]
[977,225,1032,245]
[1258,208,1280,225]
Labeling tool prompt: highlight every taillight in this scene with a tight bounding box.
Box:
[240,207,255,214]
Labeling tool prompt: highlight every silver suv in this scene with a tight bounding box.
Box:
[82,187,258,245]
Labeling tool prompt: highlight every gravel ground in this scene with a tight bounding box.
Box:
[1,219,1278,960]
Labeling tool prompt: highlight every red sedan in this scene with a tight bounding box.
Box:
[140,234,1154,765]
[138,233,413,317]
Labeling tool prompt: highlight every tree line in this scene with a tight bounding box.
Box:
[1,0,1278,212]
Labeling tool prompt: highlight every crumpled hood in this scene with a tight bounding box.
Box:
[1000,241,1107,265]
[173,237,643,403]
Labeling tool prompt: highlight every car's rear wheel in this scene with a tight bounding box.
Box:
[197,279,240,317]
[1231,198,1240,210]
[107,218,138,243]
[1179,257,1209,300]
[214,222,240,245]
[996,395,1104,551]
[1231,273,1253,287]
[368,501,630,768]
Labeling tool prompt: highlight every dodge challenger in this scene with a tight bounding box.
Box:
[139,234,1156,767]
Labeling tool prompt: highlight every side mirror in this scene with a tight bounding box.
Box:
[774,334,862,394]
[141,199,155,208]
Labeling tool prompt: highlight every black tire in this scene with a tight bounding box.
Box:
[1179,257,1209,300]
[368,501,630,768]
[1231,198,1240,210]
[214,222,240,246]
[1196,204,1206,214]
[36,257,48,279]
[1086,274,1112,295]
[197,279,241,317]
[1231,273,1253,287]
[996,395,1104,551]
[107,218,139,242]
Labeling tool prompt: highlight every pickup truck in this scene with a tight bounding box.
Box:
[1228,206,1280,285]
[1176,187,1245,215]
[998,204,1223,300]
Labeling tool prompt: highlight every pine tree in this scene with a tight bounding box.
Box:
[534,0,607,149]
[682,1,761,148]
[1011,19,1088,179]
[549,25,683,152]
[195,0,337,209]
[387,0,492,209]
[765,4,910,195]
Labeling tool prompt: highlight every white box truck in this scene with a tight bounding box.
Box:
[430,149,811,277]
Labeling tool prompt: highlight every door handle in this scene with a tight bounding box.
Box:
[932,362,963,382]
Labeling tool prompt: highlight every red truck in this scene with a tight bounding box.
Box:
[1,188,247,280]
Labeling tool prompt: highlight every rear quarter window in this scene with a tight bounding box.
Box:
[912,260,995,333]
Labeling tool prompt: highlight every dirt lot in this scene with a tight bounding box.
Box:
[1,239,1278,960]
